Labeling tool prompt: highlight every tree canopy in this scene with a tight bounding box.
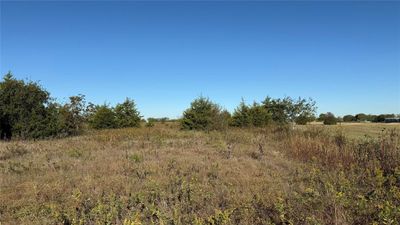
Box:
[181,97,230,131]
[0,73,143,139]
[262,96,316,125]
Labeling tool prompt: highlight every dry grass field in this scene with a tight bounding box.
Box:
[303,122,400,139]
[1,123,399,224]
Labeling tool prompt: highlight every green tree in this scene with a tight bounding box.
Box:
[355,113,368,122]
[181,97,229,131]
[58,95,87,135]
[295,114,313,125]
[88,104,117,129]
[115,98,142,128]
[374,114,395,122]
[262,96,316,124]
[250,102,272,127]
[323,112,337,125]
[145,119,155,127]
[0,73,53,139]
[231,100,252,127]
[262,97,287,124]
[317,113,326,122]
[232,101,271,127]
[343,115,356,122]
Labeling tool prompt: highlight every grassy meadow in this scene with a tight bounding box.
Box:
[1,122,399,224]
[301,122,400,139]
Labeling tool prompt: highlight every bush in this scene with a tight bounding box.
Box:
[88,104,117,129]
[343,114,356,122]
[232,101,271,127]
[317,113,326,122]
[355,113,368,122]
[374,114,395,123]
[0,73,50,139]
[87,99,142,130]
[115,98,141,128]
[231,100,251,127]
[295,114,313,125]
[262,96,316,124]
[0,73,86,139]
[145,119,155,127]
[57,95,87,136]
[249,102,271,127]
[181,97,230,131]
[323,112,337,125]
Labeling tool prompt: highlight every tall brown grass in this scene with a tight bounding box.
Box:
[0,123,399,224]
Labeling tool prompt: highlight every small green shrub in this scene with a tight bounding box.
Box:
[262,96,316,124]
[231,101,271,127]
[323,112,337,125]
[129,153,143,163]
[146,118,156,127]
[88,104,117,129]
[145,120,155,127]
[181,97,230,131]
[115,98,141,128]
[67,149,83,159]
[295,114,314,125]
[88,99,142,130]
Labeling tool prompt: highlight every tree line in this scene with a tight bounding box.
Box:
[0,73,142,140]
[181,96,317,131]
[316,112,399,125]
[0,73,397,140]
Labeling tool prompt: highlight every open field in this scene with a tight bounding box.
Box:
[2,1,399,224]
[1,123,399,224]
[302,122,400,139]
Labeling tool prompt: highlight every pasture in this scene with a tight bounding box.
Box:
[0,123,399,224]
[303,122,400,139]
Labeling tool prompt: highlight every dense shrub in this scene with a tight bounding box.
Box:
[282,127,400,224]
[181,97,230,131]
[355,113,368,122]
[249,102,271,127]
[294,113,314,125]
[115,98,141,128]
[0,73,144,136]
[340,114,398,123]
[323,112,337,125]
[317,113,326,122]
[231,101,251,127]
[145,119,155,127]
[374,114,386,123]
[88,104,117,129]
[262,96,316,124]
[0,73,85,139]
[87,99,142,130]
[374,114,396,122]
[57,95,87,136]
[0,73,50,139]
[343,114,356,122]
[231,101,271,127]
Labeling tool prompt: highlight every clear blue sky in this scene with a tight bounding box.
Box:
[1,1,399,118]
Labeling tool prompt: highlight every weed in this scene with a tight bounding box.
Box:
[0,144,28,160]
[129,153,143,163]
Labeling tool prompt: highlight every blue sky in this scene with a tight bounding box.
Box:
[1,1,399,118]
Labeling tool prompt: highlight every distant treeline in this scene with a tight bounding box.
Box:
[0,73,397,140]
[317,112,399,124]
